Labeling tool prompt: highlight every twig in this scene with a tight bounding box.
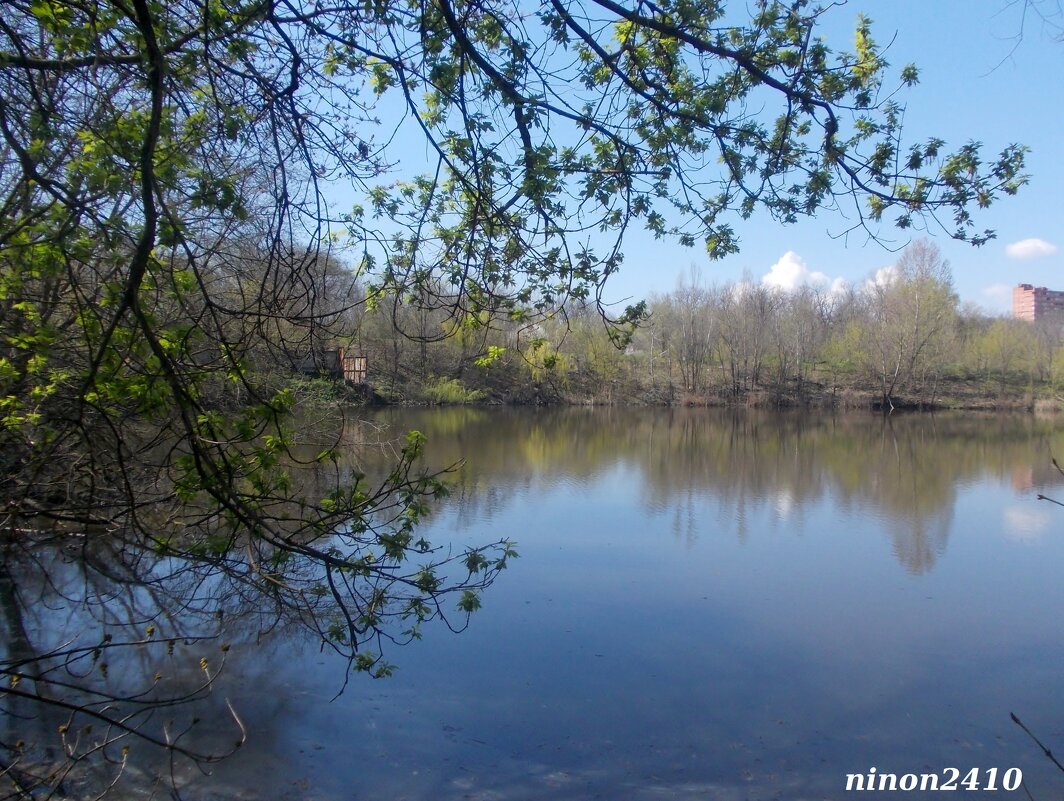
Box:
[1036,494,1064,507]
[1011,712,1064,774]
[1020,778,1036,801]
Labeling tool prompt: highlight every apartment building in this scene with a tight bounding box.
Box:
[1012,284,1064,322]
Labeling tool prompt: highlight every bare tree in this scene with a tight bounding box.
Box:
[861,240,958,409]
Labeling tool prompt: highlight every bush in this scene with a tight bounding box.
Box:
[421,377,486,404]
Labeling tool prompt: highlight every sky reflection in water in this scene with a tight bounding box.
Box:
[201,408,1064,801]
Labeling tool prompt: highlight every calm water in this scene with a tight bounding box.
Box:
[19,408,1064,799]
[190,408,1064,801]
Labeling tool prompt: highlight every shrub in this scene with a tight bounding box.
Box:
[421,377,486,405]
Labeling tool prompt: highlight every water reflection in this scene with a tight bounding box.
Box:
[0,541,250,794]
[7,408,1064,800]
[359,408,1064,574]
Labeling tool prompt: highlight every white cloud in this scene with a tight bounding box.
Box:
[1003,506,1051,543]
[866,264,899,290]
[729,278,753,300]
[1006,238,1058,260]
[761,251,846,295]
[774,488,795,519]
[979,284,1013,314]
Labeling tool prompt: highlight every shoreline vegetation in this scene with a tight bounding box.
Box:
[310,372,1064,413]
[295,241,1064,415]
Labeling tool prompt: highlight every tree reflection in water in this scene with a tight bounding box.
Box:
[0,539,249,795]
[0,427,515,797]
[4,408,1063,798]
[367,407,1064,574]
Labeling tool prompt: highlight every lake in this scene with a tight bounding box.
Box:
[188,407,1064,800]
[16,408,1064,800]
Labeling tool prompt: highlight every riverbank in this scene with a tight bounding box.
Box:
[316,372,1064,413]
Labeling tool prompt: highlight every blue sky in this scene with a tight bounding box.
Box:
[592,0,1064,314]
[335,1,1062,315]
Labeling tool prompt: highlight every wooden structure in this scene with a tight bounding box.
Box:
[340,353,367,384]
[300,346,367,385]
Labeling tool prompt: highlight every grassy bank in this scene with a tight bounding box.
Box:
[287,367,1064,414]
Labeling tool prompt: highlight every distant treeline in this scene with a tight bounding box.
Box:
[316,240,1063,410]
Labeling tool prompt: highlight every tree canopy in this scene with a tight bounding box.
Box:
[0,0,1028,793]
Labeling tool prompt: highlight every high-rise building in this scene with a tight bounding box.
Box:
[1012,284,1064,322]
